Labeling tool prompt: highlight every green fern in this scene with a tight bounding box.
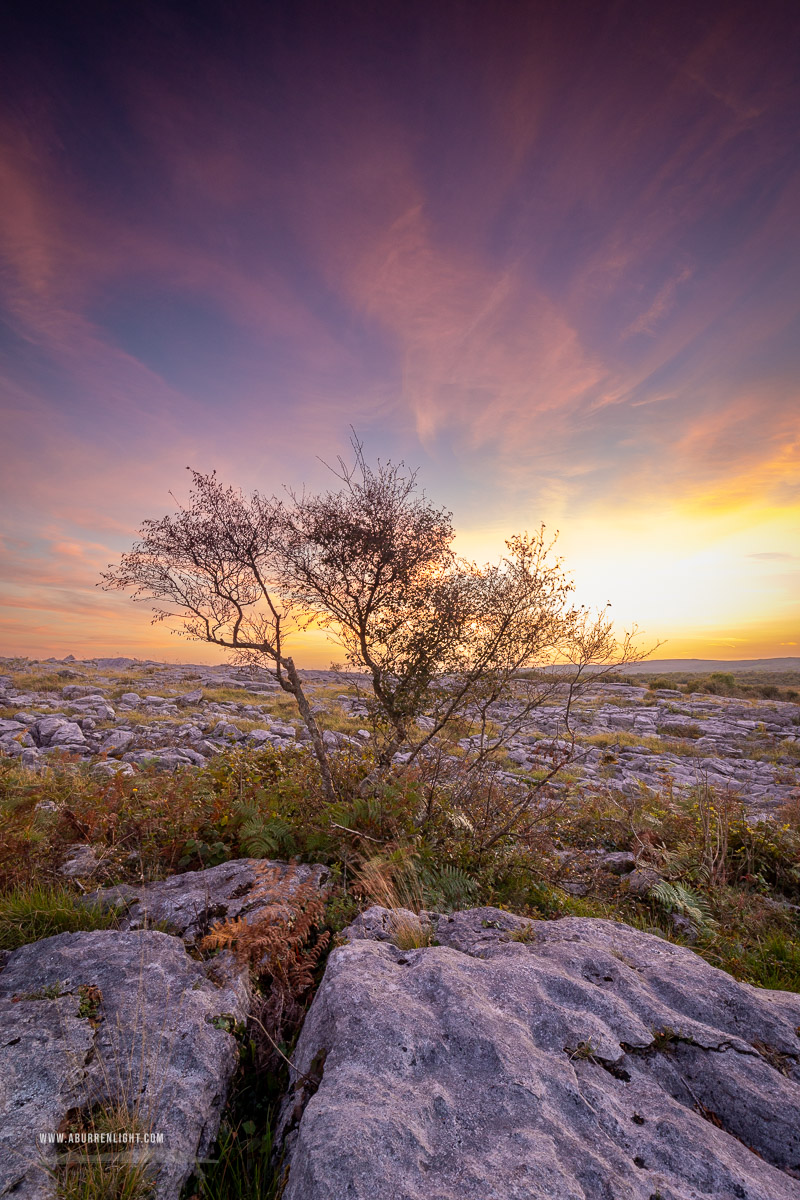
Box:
[416,861,479,911]
[239,816,296,858]
[329,795,384,831]
[304,831,334,857]
[231,799,264,829]
[659,842,713,886]
[650,880,715,928]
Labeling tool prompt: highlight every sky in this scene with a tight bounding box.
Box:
[1,0,798,667]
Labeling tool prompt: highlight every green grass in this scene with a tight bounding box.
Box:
[735,931,800,990]
[196,1119,279,1200]
[8,669,89,694]
[53,1104,155,1200]
[113,710,173,727]
[581,731,703,757]
[48,1014,174,1200]
[191,1013,290,1200]
[312,707,363,735]
[742,737,800,765]
[0,884,121,950]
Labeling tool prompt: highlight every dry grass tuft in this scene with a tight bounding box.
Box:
[353,857,435,949]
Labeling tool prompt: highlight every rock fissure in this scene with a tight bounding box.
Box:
[0,859,327,1200]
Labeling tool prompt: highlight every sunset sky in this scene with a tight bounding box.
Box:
[1,0,798,666]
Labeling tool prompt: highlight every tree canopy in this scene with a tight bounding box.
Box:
[102,439,646,800]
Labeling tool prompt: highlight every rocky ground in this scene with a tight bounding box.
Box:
[1,657,797,818]
[3,862,799,1199]
[2,657,799,1198]
[0,860,308,1200]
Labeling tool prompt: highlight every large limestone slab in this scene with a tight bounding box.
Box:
[278,907,800,1200]
[0,929,249,1200]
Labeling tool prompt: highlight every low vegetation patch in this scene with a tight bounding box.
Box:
[2,744,798,990]
[581,731,704,757]
[0,884,121,951]
[640,669,800,703]
[190,1023,287,1200]
[53,1103,155,1200]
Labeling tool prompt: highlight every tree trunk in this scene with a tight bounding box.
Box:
[282,656,336,801]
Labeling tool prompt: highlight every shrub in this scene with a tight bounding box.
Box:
[102,439,648,810]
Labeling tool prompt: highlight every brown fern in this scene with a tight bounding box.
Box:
[200,863,330,1070]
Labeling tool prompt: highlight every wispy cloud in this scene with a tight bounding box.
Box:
[624,265,694,336]
[0,3,798,660]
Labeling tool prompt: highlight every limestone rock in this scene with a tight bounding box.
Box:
[32,717,72,746]
[88,858,329,944]
[178,724,204,741]
[178,746,206,765]
[277,906,800,1200]
[0,929,249,1200]
[46,722,86,747]
[0,989,94,1200]
[59,843,104,879]
[599,851,637,875]
[210,721,243,740]
[345,905,434,944]
[625,867,663,896]
[1,729,34,751]
[248,728,275,746]
[191,738,223,757]
[670,913,699,943]
[70,699,116,721]
[560,879,591,896]
[270,721,296,739]
[0,718,27,736]
[121,750,188,771]
[98,728,135,755]
[92,760,135,778]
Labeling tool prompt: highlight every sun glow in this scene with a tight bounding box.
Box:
[453,496,799,661]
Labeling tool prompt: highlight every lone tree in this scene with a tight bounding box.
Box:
[102,439,645,802]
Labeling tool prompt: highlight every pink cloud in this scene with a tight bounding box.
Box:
[1,7,798,662]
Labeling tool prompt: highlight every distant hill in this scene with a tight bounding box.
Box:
[19,652,800,676]
[619,657,800,674]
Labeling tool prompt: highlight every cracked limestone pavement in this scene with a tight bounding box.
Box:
[276,906,800,1200]
[0,928,250,1200]
[0,658,797,821]
[0,858,329,1200]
